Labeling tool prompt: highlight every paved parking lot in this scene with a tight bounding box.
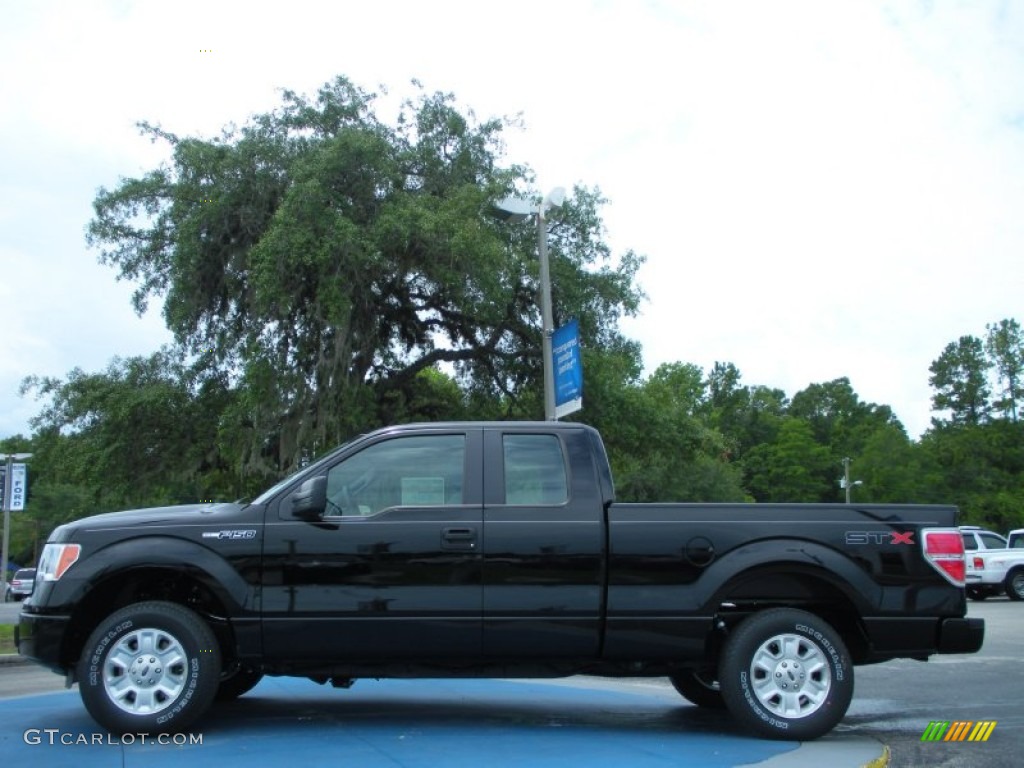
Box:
[6,599,1018,766]
[0,670,894,767]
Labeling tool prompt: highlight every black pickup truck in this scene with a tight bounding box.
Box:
[18,421,983,740]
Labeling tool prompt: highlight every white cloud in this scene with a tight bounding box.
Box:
[2,0,1023,440]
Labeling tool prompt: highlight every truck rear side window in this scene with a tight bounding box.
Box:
[503,434,568,505]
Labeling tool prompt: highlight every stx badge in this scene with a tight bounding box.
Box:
[845,531,915,545]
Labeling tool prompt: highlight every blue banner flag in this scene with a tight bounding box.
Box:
[552,320,583,419]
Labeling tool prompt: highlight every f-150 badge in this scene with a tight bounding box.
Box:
[202,529,258,540]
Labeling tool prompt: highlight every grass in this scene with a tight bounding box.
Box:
[0,624,16,655]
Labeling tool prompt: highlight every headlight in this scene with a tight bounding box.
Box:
[37,543,81,582]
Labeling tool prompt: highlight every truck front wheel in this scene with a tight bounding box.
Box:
[718,608,853,740]
[77,601,221,733]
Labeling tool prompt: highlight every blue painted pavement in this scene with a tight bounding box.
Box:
[0,677,798,767]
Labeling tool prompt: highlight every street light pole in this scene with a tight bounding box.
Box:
[493,187,565,421]
[1,452,33,600]
[841,457,862,504]
[843,457,852,504]
[537,202,557,421]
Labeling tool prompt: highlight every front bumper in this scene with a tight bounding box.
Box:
[17,607,72,674]
[936,616,984,654]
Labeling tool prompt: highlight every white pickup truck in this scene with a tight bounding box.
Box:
[962,526,1024,601]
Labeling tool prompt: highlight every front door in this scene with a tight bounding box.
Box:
[261,428,483,662]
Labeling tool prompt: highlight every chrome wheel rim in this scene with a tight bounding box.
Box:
[749,632,831,719]
[103,628,189,715]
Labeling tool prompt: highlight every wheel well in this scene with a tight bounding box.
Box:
[62,567,234,671]
[708,567,871,665]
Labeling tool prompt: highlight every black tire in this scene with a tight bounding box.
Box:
[718,608,853,741]
[669,669,726,709]
[77,601,221,734]
[1005,570,1024,601]
[967,587,989,602]
[215,664,264,701]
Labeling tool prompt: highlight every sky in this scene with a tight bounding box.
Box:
[1,0,1022,441]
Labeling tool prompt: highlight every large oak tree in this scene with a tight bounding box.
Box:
[86,77,643,476]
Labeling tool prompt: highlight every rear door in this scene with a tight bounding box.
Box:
[481,427,605,658]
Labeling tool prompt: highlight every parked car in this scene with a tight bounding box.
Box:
[4,568,35,602]
[962,526,1024,600]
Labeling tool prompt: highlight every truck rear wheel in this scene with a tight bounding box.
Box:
[1006,569,1024,601]
[718,608,853,740]
[77,600,221,733]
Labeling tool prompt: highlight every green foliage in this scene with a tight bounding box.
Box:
[985,318,1023,422]
[920,420,1024,529]
[5,72,1022,539]
[20,350,238,512]
[0,625,15,655]
[86,77,642,476]
[856,424,940,503]
[742,418,834,502]
[580,350,748,503]
[929,335,991,426]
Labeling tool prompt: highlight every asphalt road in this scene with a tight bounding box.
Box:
[838,598,1022,768]
[1,598,1020,766]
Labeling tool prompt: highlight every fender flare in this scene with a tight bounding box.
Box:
[690,538,880,615]
[50,535,256,617]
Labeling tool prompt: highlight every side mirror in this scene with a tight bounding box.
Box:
[292,476,327,519]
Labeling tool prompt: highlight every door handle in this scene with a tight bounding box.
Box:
[442,527,477,550]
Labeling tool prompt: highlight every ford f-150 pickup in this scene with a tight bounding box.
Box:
[17,421,984,740]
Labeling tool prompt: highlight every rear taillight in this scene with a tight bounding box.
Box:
[922,529,966,586]
[973,556,984,569]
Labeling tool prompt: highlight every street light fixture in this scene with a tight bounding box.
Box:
[493,187,566,421]
[1,452,33,601]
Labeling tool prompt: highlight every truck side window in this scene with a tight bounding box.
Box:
[503,434,568,506]
[961,534,977,551]
[325,434,465,516]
